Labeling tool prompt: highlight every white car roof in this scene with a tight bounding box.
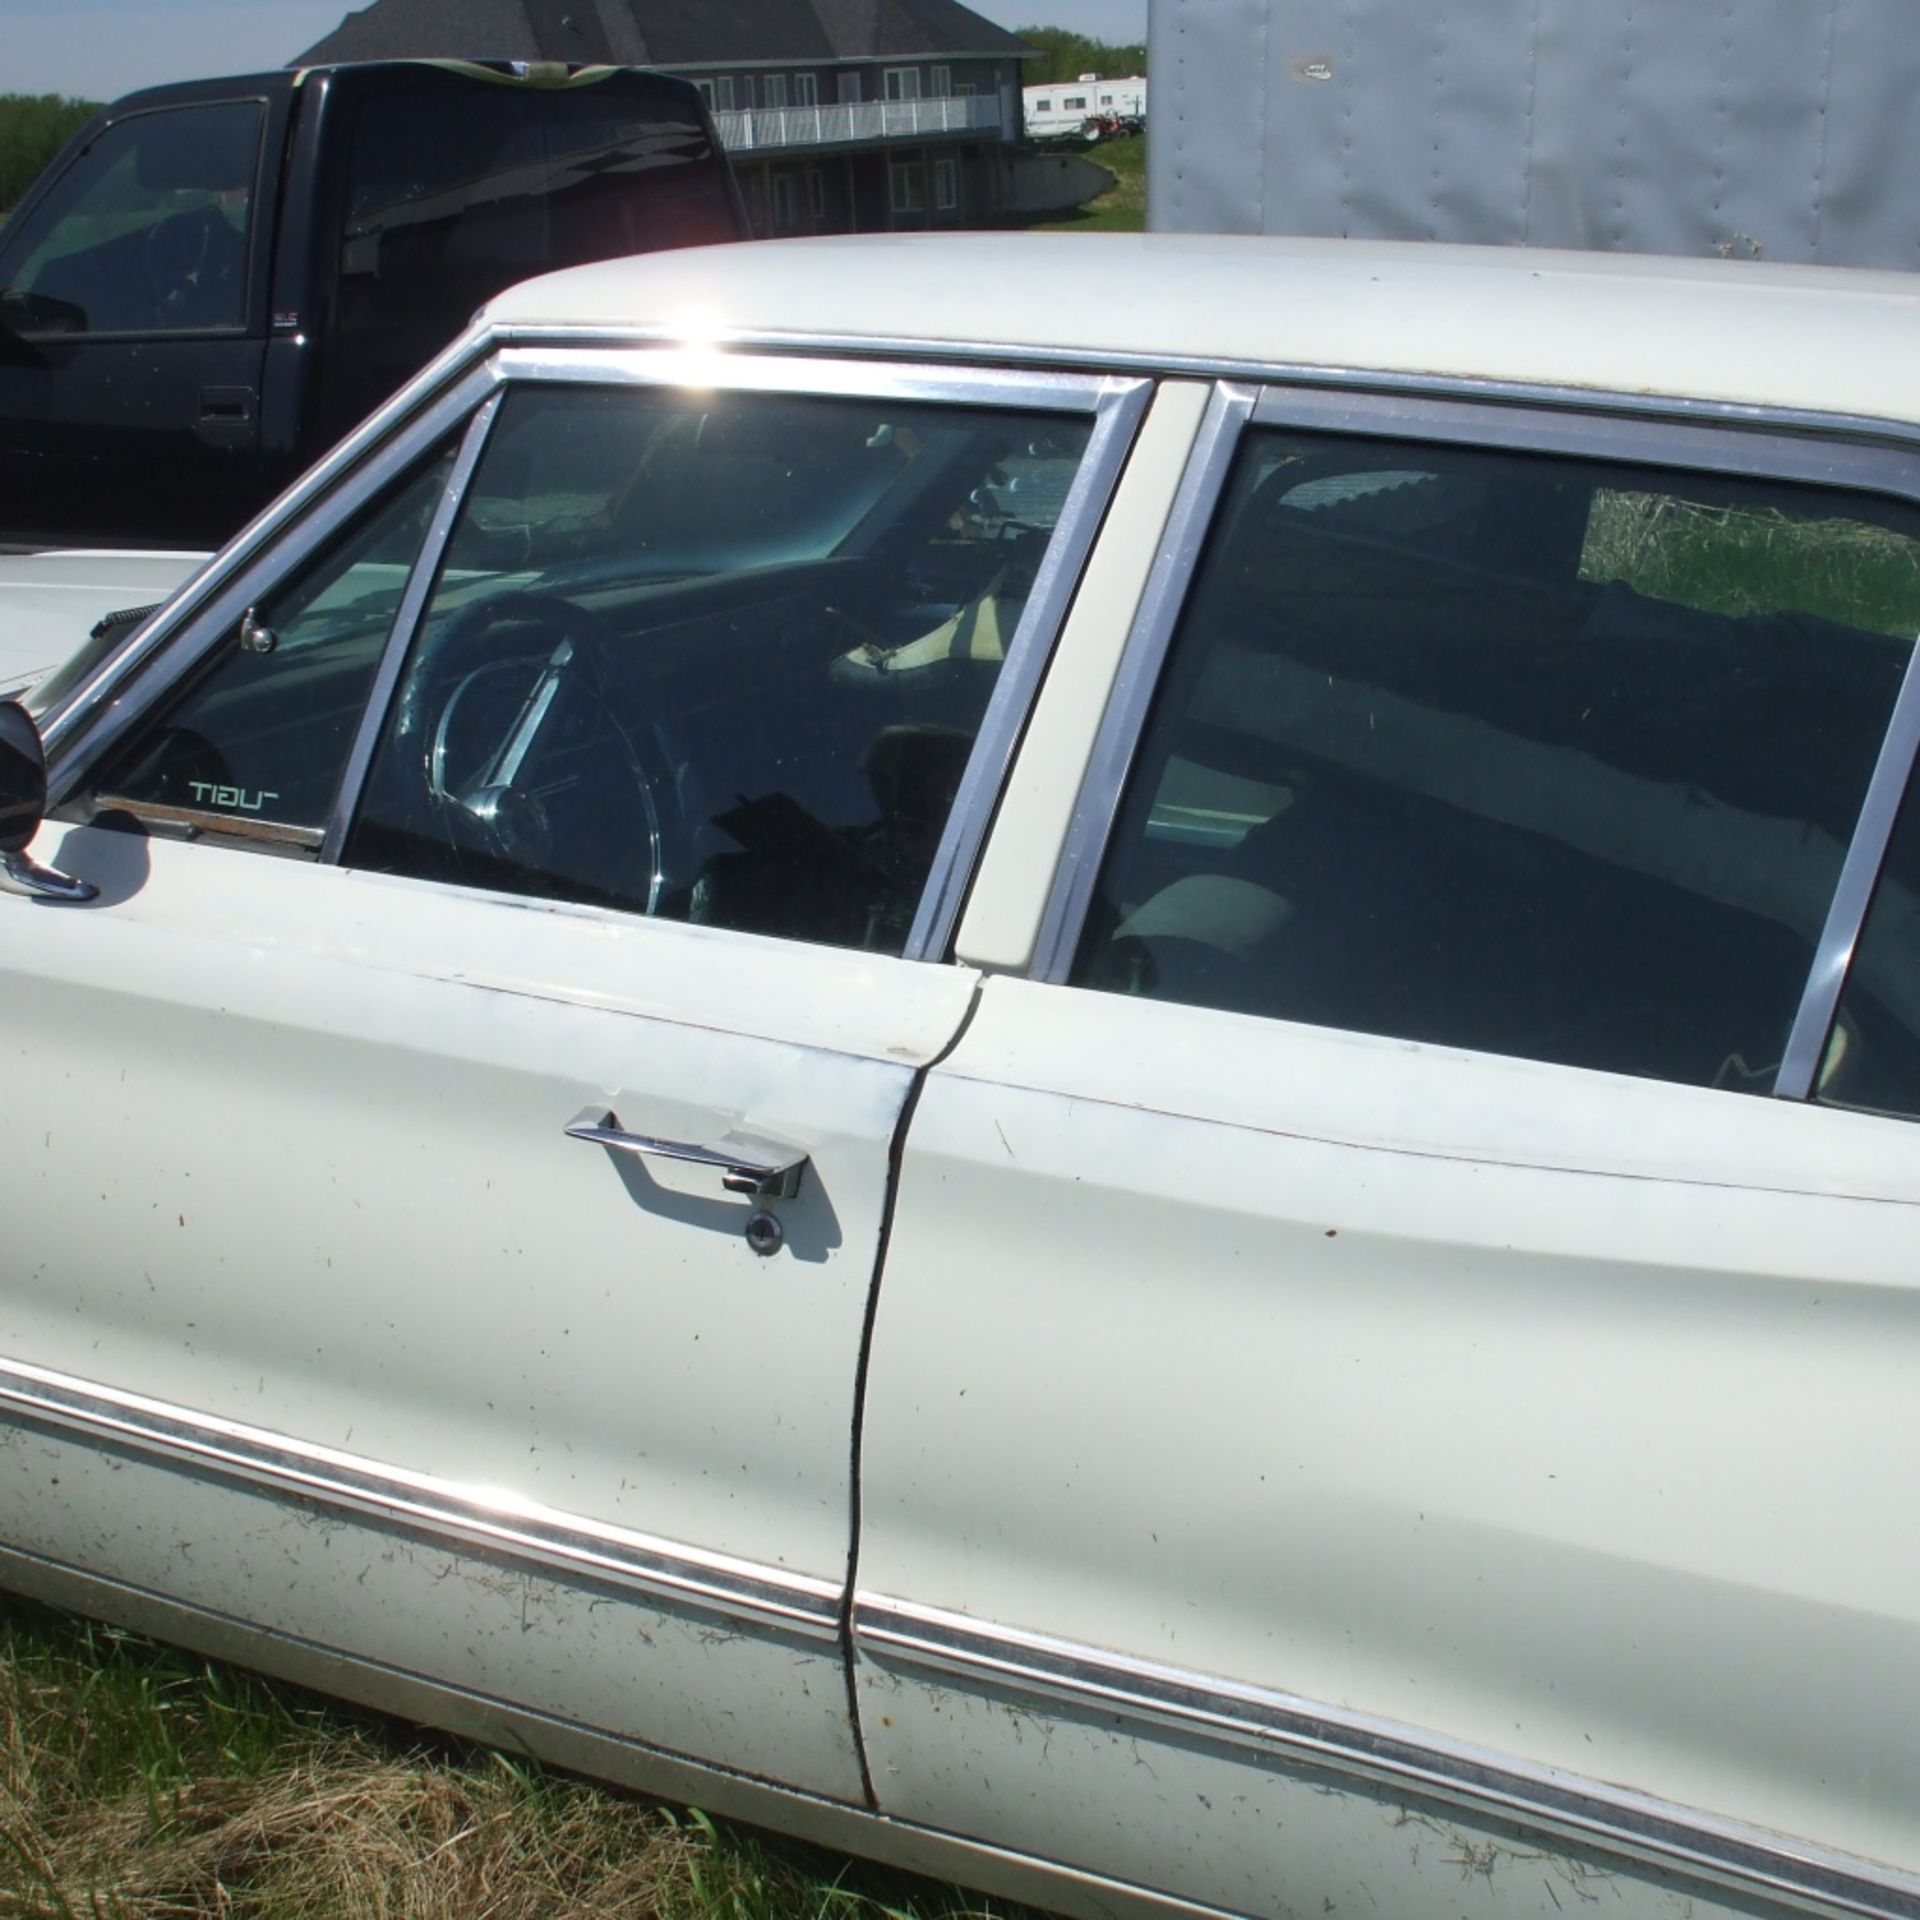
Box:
[481,233,1920,428]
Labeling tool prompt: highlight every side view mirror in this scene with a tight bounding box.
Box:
[0,288,83,350]
[0,702,96,902]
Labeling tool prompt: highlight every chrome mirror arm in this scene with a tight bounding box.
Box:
[0,848,97,903]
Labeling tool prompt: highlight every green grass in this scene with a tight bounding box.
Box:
[1023,135,1145,233]
[0,1597,1018,1920]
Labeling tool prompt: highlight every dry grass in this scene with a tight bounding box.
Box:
[1580,491,1920,635]
[0,1601,1000,1920]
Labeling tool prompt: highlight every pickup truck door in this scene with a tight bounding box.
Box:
[0,348,1141,1802]
[854,386,1920,1918]
[0,91,283,549]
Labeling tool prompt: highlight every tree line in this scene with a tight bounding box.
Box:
[0,95,99,215]
[1013,27,1148,83]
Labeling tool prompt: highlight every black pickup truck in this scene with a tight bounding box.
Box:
[0,60,745,551]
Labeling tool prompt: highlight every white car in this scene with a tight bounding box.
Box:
[3,233,1919,1920]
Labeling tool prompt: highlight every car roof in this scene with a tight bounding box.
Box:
[481,232,1920,429]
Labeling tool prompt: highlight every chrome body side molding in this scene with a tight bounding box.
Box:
[0,1356,842,1641]
[854,1593,1920,1920]
[0,1538,1242,1920]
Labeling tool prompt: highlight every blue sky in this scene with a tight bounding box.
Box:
[7,0,1149,104]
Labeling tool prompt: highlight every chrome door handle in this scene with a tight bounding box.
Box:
[565,1107,807,1199]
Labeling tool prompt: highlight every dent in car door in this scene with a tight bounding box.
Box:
[854,388,1920,1917]
[0,351,1146,1799]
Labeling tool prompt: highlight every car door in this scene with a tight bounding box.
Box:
[0,91,280,549]
[0,342,1144,1802]
[855,384,1920,1917]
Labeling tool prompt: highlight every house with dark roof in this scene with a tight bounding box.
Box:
[295,1,1034,235]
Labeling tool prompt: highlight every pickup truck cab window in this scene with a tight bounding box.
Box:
[0,102,262,337]
[1071,426,1920,1092]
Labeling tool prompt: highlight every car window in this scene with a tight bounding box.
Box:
[344,382,1094,954]
[1072,427,1920,1093]
[81,444,458,847]
[0,103,261,337]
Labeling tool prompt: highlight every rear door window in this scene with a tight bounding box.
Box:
[1073,427,1920,1093]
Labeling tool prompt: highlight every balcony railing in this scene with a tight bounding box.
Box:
[711,96,1006,154]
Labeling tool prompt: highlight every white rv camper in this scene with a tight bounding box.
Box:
[1023,72,1147,140]
[1146,0,1920,269]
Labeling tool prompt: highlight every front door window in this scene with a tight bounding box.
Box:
[0,102,261,337]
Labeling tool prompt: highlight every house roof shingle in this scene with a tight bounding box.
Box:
[295,0,1029,70]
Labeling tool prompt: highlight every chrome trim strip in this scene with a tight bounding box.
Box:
[494,343,1120,414]
[1030,382,1257,984]
[490,321,1920,459]
[88,800,324,851]
[319,389,506,865]
[42,361,506,805]
[1251,383,1920,494]
[906,376,1155,962]
[1777,638,1920,1099]
[0,1355,841,1641]
[38,323,498,755]
[0,1543,1249,1920]
[855,1594,1920,1920]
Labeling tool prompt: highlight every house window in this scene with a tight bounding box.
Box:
[932,156,958,210]
[956,82,977,97]
[771,171,799,231]
[764,73,789,109]
[795,73,819,107]
[889,159,926,213]
[808,166,827,219]
[932,64,952,96]
[713,76,736,112]
[742,76,758,109]
[694,79,716,108]
[885,68,923,101]
[837,70,861,104]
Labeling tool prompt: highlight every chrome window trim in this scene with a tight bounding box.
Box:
[1029,380,1920,1104]
[317,389,506,865]
[0,1354,841,1643]
[493,343,1120,415]
[38,321,500,763]
[1031,382,1257,984]
[1777,647,1920,1099]
[489,321,1920,460]
[855,1592,1920,1920]
[906,375,1152,961]
[1248,382,1920,493]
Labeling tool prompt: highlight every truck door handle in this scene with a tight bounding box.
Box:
[196,386,258,449]
[565,1107,807,1199]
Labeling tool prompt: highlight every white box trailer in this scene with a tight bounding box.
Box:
[1147,0,1920,269]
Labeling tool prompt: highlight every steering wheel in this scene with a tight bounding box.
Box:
[402,591,680,915]
[142,207,229,325]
